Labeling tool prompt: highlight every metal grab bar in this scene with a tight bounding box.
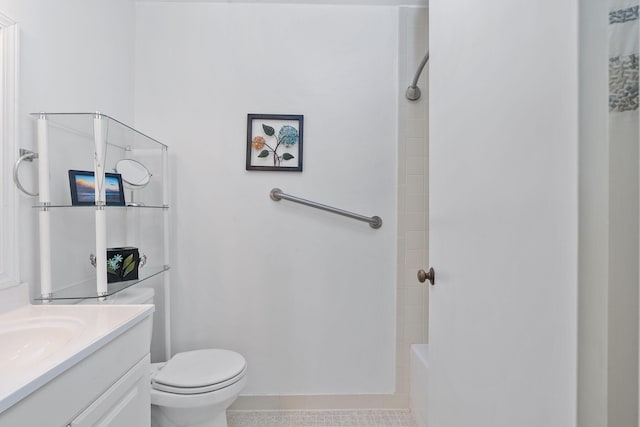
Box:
[270,188,382,229]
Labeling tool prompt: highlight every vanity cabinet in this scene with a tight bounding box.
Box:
[69,355,150,427]
[0,311,152,427]
[31,113,170,303]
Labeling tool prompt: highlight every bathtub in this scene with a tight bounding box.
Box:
[410,344,428,427]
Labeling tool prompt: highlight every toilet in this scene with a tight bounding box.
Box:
[82,287,246,427]
[150,349,247,427]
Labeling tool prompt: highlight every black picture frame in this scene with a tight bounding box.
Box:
[246,114,304,172]
[68,170,126,206]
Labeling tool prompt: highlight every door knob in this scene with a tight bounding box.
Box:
[417,267,435,285]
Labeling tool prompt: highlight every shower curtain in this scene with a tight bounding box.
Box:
[609,2,638,114]
[608,1,639,425]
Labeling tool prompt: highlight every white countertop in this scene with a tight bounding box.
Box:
[0,303,154,414]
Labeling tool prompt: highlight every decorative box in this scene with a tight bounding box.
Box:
[106,247,140,283]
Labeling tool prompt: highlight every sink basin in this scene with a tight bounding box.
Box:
[0,317,83,372]
[0,304,154,415]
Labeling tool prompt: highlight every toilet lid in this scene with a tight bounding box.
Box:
[152,349,246,390]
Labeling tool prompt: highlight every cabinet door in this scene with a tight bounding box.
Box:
[70,355,150,427]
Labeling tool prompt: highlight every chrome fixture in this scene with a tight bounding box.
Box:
[114,158,152,206]
[90,253,147,269]
[13,148,39,196]
[270,188,382,229]
[406,51,429,101]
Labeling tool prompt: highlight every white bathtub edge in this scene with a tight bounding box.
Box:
[410,344,428,427]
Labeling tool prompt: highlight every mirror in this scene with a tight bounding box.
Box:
[114,159,152,206]
[115,159,151,188]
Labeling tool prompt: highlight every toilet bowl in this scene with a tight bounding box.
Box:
[150,349,247,427]
[81,288,246,427]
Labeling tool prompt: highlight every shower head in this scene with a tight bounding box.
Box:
[406,50,429,101]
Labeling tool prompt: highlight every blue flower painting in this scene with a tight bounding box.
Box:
[247,114,303,172]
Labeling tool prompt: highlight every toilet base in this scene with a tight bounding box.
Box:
[150,375,246,427]
[149,357,246,427]
[151,405,229,427]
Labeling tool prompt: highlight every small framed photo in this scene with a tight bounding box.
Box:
[246,114,303,172]
[68,170,126,206]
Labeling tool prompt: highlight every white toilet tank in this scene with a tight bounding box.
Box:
[105,287,154,304]
[78,287,155,305]
[77,287,164,362]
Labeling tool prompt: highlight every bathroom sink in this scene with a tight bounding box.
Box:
[0,303,154,415]
[0,317,83,373]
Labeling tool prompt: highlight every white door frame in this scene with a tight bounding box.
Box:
[0,13,19,289]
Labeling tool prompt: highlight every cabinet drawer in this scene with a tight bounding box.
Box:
[70,355,150,427]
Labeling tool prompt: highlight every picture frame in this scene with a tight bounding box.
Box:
[68,170,126,206]
[246,114,304,172]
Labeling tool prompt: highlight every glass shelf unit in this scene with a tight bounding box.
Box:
[32,112,170,302]
[29,112,168,209]
[32,204,168,209]
[33,266,170,301]
[29,112,167,151]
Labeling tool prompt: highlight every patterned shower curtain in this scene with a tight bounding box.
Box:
[610,3,639,113]
[608,3,639,424]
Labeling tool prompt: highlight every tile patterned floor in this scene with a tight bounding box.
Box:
[227,409,417,427]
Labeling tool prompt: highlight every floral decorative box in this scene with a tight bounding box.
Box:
[106,247,140,283]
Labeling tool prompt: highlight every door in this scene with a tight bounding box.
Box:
[426,1,578,426]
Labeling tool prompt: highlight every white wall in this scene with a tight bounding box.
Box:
[397,5,428,397]
[0,0,136,301]
[134,2,398,395]
[0,0,134,303]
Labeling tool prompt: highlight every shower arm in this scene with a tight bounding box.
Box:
[406,51,429,101]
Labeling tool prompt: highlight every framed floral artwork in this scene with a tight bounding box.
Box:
[246,114,303,172]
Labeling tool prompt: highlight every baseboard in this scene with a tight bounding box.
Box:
[230,393,410,411]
